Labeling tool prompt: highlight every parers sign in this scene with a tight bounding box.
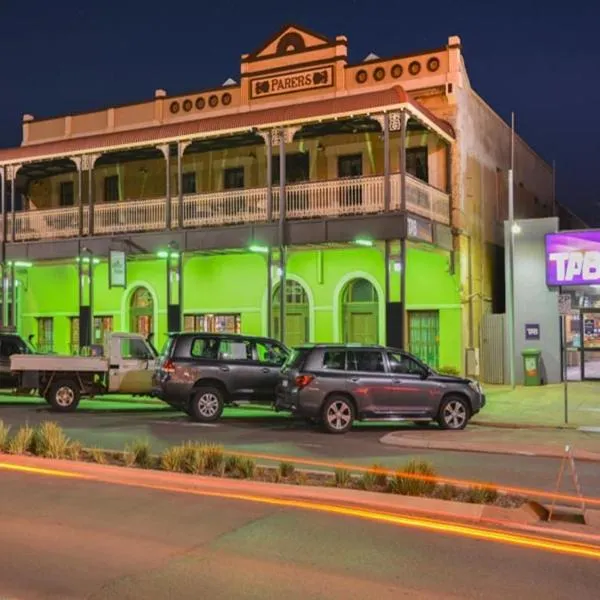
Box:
[545,231,600,286]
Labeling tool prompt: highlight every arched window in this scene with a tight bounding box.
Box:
[341,278,379,344]
[272,280,309,347]
[129,286,154,338]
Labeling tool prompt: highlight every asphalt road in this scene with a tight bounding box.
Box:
[1,399,599,497]
[1,469,599,599]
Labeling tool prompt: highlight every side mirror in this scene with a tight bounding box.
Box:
[420,368,430,380]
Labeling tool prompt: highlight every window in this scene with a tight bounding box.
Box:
[272,152,310,184]
[347,350,385,373]
[406,147,428,183]
[387,352,426,376]
[223,167,244,190]
[218,339,252,361]
[337,154,362,178]
[191,337,220,359]
[322,350,346,370]
[71,316,113,354]
[120,337,152,360]
[104,175,119,202]
[184,314,241,334]
[37,318,53,353]
[182,172,197,195]
[255,341,287,366]
[60,181,74,207]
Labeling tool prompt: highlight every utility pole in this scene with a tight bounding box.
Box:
[507,112,516,388]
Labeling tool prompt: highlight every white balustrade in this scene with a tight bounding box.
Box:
[182,187,267,228]
[6,174,450,241]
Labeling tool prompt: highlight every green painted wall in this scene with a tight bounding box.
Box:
[17,243,462,369]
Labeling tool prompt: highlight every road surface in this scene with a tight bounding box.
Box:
[0,468,599,599]
[0,400,599,497]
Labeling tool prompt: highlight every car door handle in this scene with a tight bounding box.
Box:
[220,366,230,372]
[261,368,270,373]
[349,377,360,383]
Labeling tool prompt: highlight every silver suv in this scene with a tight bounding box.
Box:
[275,344,485,434]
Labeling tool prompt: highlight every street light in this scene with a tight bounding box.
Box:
[511,223,522,235]
[354,237,374,247]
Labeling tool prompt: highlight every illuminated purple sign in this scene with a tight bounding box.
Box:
[545,231,600,286]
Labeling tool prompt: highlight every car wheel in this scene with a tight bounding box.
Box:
[190,386,225,423]
[437,395,470,430]
[48,380,81,412]
[321,395,355,434]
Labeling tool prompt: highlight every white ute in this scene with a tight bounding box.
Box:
[10,332,158,412]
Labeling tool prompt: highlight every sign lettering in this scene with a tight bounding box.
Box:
[250,65,334,99]
[546,231,600,286]
[406,215,433,243]
[525,323,540,341]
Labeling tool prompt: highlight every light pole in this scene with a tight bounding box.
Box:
[507,112,517,388]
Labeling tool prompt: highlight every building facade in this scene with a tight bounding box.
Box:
[0,25,554,373]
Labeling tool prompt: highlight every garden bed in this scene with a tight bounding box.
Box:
[0,419,525,509]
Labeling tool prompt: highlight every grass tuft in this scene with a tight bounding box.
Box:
[182,442,206,475]
[465,485,499,504]
[130,438,153,469]
[89,447,107,464]
[160,445,185,472]
[33,422,71,459]
[0,420,11,452]
[7,424,35,455]
[390,459,437,496]
[278,461,295,478]
[334,468,352,488]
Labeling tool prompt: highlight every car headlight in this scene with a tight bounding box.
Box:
[468,380,483,394]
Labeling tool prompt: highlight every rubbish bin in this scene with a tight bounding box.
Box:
[522,348,542,386]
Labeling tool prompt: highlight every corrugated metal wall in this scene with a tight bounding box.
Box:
[481,313,505,384]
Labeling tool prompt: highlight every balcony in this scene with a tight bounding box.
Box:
[5,174,450,243]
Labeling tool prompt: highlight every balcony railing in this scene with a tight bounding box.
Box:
[4,175,450,242]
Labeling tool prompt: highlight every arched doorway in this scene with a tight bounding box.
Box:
[129,287,154,338]
[272,280,309,347]
[342,278,379,344]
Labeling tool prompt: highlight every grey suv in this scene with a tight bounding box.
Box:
[275,344,485,433]
[153,333,289,422]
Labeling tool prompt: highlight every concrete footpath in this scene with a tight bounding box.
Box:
[381,426,600,462]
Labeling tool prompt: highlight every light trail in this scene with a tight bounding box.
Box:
[2,460,600,561]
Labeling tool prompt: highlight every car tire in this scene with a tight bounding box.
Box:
[437,395,470,430]
[321,395,355,434]
[190,386,225,423]
[48,379,81,412]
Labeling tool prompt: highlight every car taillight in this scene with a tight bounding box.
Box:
[162,359,175,374]
[295,374,314,389]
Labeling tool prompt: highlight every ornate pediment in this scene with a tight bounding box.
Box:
[245,24,334,60]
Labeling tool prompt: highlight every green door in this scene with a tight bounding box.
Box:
[347,311,378,345]
[408,311,440,368]
[272,280,309,347]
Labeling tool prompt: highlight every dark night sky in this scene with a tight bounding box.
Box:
[1,1,598,223]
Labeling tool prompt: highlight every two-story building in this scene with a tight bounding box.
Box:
[0,24,555,372]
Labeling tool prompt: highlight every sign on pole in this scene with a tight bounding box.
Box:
[109,250,126,288]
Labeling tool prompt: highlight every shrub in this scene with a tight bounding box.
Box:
[160,445,185,472]
[224,454,243,475]
[129,438,153,469]
[224,455,255,478]
[294,471,308,486]
[390,459,437,496]
[182,443,206,475]
[89,447,107,464]
[7,424,35,455]
[434,483,461,501]
[202,444,225,473]
[465,485,499,504]
[0,420,11,451]
[334,468,352,488]
[33,422,71,459]
[278,462,295,478]
[437,365,461,376]
[67,441,83,461]
[237,457,256,479]
[359,465,388,491]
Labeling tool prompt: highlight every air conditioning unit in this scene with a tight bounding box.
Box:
[465,347,480,378]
